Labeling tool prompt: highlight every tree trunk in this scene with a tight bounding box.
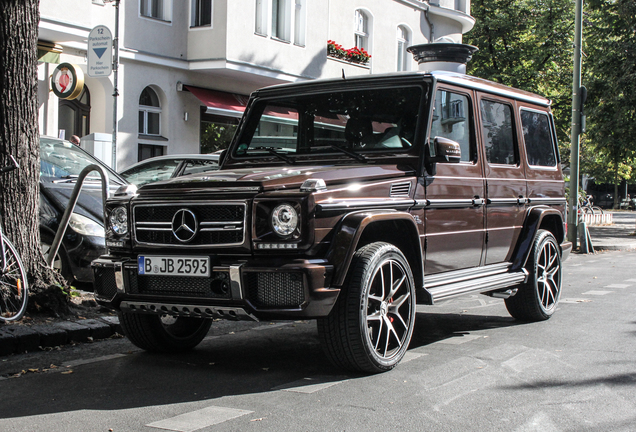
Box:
[0,0,66,311]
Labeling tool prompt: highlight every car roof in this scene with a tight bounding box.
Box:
[255,70,551,107]
[120,153,220,172]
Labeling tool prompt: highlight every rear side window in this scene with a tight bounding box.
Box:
[521,110,557,167]
[430,90,475,162]
[480,100,517,165]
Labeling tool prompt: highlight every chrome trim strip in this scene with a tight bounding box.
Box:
[229,264,244,300]
[528,197,567,205]
[136,227,172,231]
[316,199,414,212]
[426,198,475,208]
[425,262,510,288]
[487,198,521,205]
[200,227,243,232]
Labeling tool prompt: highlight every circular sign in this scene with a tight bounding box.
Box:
[50,63,85,100]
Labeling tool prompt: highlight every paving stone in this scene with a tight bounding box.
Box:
[2,326,40,353]
[0,329,17,356]
[53,321,91,342]
[31,324,68,348]
[98,316,122,335]
[78,319,113,340]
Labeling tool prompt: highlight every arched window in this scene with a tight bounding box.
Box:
[139,87,161,136]
[59,86,90,139]
[354,10,369,51]
[397,25,411,71]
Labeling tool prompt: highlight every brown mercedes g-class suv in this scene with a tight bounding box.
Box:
[93,45,572,373]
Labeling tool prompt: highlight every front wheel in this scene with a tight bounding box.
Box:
[0,236,29,322]
[118,312,212,352]
[318,242,416,373]
[505,230,562,321]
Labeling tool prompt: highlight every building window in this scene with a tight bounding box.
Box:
[59,86,91,140]
[139,87,161,136]
[138,144,164,162]
[294,0,305,46]
[397,26,410,71]
[272,0,290,41]
[140,0,172,21]
[354,10,369,51]
[255,0,268,35]
[191,0,212,27]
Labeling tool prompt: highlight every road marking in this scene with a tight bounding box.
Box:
[604,284,631,289]
[273,376,348,393]
[64,353,128,368]
[560,298,591,304]
[147,406,253,432]
[625,278,636,282]
[402,352,426,363]
[437,334,482,345]
[582,290,613,296]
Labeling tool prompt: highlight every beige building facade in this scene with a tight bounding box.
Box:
[37,0,474,170]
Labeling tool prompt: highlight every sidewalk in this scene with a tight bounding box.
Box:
[1,211,635,359]
[585,211,636,251]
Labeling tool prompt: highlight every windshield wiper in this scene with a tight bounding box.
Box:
[252,147,296,165]
[328,145,368,163]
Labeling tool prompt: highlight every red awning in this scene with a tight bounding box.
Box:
[184,85,249,118]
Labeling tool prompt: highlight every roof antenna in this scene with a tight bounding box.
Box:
[342,68,346,80]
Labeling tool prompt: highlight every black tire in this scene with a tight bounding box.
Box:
[40,232,73,285]
[318,242,416,373]
[0,235,29,322]
[118,312,212,352]
[505,230,562,321]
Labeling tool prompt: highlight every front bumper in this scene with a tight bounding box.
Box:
[91,255,338,321]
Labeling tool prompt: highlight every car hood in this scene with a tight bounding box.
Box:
[40,180,119,224]
[138,164,414,192]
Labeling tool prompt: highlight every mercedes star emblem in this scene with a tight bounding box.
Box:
[171,209,198,243]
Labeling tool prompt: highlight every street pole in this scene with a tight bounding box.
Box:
[567,0,584,247]
[111,0,120,171]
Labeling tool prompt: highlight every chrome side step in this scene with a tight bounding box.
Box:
[120,301,259,322]
[421,264,528,304]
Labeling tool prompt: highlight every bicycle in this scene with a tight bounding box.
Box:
[0,155,29,322]
[578,196,604,216]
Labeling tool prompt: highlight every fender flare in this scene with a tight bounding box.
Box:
[325,210,424,287]
[510,206,564,271]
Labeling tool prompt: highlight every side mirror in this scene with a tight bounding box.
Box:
[430,137,461,163]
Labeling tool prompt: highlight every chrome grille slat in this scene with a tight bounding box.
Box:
[133,201,247,247]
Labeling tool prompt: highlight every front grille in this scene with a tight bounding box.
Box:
[133,202,246,247]
[94,267,118,300]
[128,270,232,299]
[245,272,305,308]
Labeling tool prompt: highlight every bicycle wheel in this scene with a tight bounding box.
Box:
[592,206,604,215]
[0,235,28,322]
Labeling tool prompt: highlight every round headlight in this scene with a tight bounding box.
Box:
[271,203,298,237]
[109,206,128,235]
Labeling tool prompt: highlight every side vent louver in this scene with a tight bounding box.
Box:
[390,182,411,197]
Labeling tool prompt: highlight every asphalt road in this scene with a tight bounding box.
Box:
[1,249,635,432]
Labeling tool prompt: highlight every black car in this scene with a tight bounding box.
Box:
[39,136,127,287]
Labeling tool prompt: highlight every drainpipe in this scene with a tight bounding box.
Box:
[424,7,435,42]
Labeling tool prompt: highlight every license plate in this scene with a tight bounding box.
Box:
[138,256,210,277]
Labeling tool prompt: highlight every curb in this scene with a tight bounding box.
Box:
[0,316,122,356]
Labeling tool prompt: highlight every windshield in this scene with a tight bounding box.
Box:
[233,86,423,161]
[39,137,125,184]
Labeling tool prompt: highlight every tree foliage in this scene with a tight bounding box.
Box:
[465,0,574,149]
[581,0,636,204]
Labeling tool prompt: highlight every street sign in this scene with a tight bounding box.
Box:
[87,25,113,77]
[50,63,85,100]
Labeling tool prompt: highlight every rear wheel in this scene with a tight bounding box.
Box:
[318,242,416,373]
[118,312,212,352]
[505,230,562,321]
[0,236,29,322]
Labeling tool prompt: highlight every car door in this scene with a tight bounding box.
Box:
[477,94,526,264]
[423,86,486,274]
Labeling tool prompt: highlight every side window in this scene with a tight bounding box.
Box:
[430,90,475,162]
[480,100,517,165]
[521,110,556,167]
